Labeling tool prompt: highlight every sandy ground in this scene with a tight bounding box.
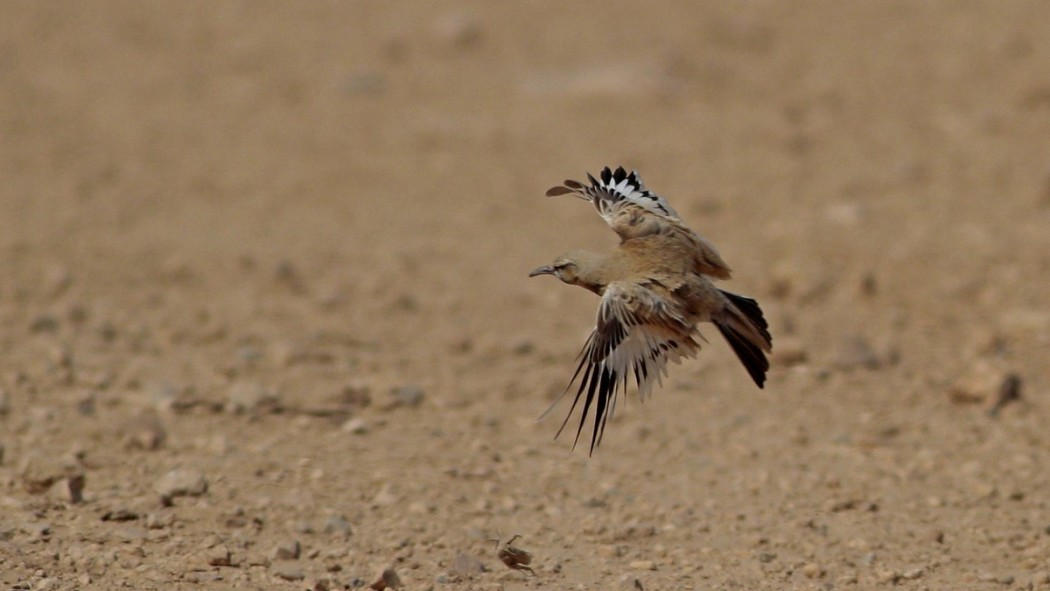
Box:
[2,2,1050,589]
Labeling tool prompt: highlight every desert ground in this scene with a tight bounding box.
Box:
[2,2,1050,589]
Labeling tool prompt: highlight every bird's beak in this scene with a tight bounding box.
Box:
[528,265,555,277]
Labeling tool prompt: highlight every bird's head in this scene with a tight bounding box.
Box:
[529,250,607,294]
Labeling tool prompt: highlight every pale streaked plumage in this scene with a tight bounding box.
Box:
[531,167,772,453]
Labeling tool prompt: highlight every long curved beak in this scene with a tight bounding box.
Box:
[528,265,555,277]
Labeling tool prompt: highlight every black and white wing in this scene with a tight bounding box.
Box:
[546,166,680,231]
[542,281,702,454]
[548,167,733,279]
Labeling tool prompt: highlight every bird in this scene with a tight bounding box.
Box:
[530,166,772,453]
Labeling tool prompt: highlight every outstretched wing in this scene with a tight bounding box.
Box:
[546,167,733,279]
[546,166,680,231]
[541,281,702,454]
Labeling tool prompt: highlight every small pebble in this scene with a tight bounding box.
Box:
[246,552,271,567]
[977,572,1014,585]
[18,454,65,494]
[408,501,433,514]
[323,515,353,538]
[836,574,858,585]
[341,417,369,435]
[206,545,232,567]
[629,560,656,571]
[372,484,398,507]
[337,381,372,407]
[901,567,925,580]
[26,522,52,538]
[370,567,401,590]
[145,381,182,413]
[226,382,281,414]
[875,569,900,584]
[385,385,425,410]
[146,513,173,529]
[272,560,305,581]
[802,563,823,578]
[947,359,1007,404]
[100,509,139,522]
[119,411,167,450]
[273,540,301,561]
[988,373,1022,416]
[973,482,997,499]
[155,468,208,504]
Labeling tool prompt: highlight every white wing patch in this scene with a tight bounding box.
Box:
[542,282,702,453]
[546,166,680,224]
[547,167,735,279]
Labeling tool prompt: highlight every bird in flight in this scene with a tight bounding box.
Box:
[530,166,772,453]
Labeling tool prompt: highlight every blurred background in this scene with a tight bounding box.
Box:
[1,2,1049,589]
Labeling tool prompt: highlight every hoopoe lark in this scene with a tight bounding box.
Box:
[531,166,772,453]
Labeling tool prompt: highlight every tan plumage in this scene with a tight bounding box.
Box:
[532,166,772,453]
[545,167,733,279]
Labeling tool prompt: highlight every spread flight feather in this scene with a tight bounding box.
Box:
[546,166,734,280]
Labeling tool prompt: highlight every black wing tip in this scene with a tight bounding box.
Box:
[595,166,631,186]
[552,166,643,198]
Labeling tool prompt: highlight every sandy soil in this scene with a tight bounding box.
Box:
[2,2,1050,589]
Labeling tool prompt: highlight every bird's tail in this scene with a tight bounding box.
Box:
[713,290,772,388]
